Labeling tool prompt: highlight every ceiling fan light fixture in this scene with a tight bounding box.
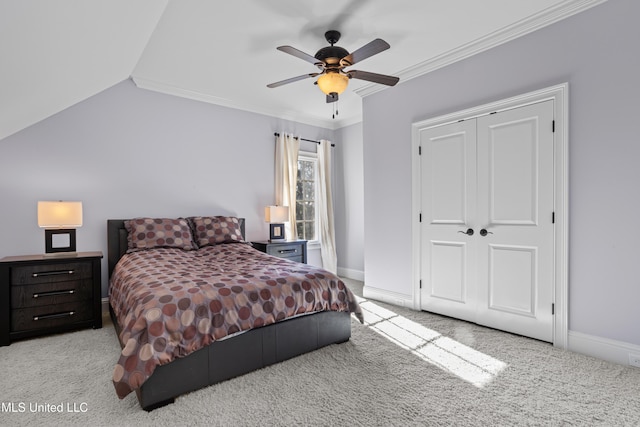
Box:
[317,72,349,95]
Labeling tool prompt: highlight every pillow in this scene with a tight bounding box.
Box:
[126,218,197,252]
[189,216,244,247]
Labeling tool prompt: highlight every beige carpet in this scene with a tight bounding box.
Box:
[1,279,639,426]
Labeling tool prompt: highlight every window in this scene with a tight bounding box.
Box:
[296,152,317,241]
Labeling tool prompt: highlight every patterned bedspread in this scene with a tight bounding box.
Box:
[109,242,363,399]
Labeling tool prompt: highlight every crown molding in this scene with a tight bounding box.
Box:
[354,0,607,98]
[131,75,353,130]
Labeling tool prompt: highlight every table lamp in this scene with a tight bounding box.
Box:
[264,205,289,241]
[37,201,83,255]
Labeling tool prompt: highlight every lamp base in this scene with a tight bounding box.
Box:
[269,223,285,240]
[44,228,77,254]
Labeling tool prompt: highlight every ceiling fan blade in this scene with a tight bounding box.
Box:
[348,70,399,86]
[267,73,319,88]
[342,39,390,66]
[277,46,321,65]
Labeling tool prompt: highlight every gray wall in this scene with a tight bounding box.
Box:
[334,122,365,278]
[0,79,335,295]
[363,0,640,346]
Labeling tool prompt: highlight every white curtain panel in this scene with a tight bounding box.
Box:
[317,139,337,273]
[275,133,299,240]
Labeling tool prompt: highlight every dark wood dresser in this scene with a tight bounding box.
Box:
[0,251,102,346]
[251,240,308,264]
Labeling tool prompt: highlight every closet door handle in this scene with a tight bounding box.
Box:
[458,228,474,236]
[480,229,493,236]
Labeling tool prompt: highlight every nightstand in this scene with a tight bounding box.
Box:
[252,240,307,264]
[0,251,103,346]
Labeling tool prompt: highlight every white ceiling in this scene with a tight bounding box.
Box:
[0,0,603,141]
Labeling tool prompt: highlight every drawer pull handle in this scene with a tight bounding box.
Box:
[33,311,75,321]
[32,270,75,278]
[33,290,75,299]
[278,249,298,254]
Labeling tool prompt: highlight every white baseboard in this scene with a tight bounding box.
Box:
[337,267,365,282]
[362,285,414,308]
[568,330,640,368]
[101,297,109,315]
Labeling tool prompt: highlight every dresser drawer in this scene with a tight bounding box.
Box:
[280,255,304,263]
[11,278,93,309]
[11,301,94,333]
[266,243,305,259]
[251,240,307,264]
[11,262,92,286]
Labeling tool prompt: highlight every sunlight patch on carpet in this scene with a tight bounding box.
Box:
[354,298,507,388]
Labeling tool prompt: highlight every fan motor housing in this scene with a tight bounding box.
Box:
[315,46,349,66]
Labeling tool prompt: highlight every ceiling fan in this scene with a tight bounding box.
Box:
[267,30,399,104]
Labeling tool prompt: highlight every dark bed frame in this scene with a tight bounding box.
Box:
[107,219,352,411]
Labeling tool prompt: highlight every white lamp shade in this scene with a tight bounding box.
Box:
[264,205,289,223]
[38,201,83,228]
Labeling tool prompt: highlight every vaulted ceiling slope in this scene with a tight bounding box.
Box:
[0,0,605,142]
[0,0,168,142]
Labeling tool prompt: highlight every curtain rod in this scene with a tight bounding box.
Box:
[273,133,335,147]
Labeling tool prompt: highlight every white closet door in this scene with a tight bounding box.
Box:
[475,100,554,342]
[420,120,478,323]
[420,100,555,342]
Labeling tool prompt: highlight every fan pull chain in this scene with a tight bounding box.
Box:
[332,100,339,119]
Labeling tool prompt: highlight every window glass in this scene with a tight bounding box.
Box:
[296,155,317,241]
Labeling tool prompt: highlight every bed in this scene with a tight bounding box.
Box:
[107,217,362,410]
